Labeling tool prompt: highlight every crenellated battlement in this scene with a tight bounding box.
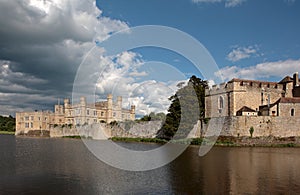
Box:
[205,73,300,119]
[206,78,284,96]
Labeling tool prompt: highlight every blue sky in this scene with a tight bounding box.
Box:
[0,0,300,115]
[97,0,300,81]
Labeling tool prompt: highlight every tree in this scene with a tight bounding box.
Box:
[156,76,208,140]
[249,126,254,138]
[0,115,16,132]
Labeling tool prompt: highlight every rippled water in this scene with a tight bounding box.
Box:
[0,134,300,194]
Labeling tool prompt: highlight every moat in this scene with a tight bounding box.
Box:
[1,135,300,194]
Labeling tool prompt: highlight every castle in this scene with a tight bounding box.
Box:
[205,72,300,118]
[203,72,300,137]
[15,94,135,134]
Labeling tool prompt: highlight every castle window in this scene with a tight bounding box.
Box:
[113,112,116,117]
[101,112,104,117]
[218,96,224,110]
[25,123,29,128]
[291,109,295,116]
[87,110,90,115]
[25,116,29,121]
[30,123,33,128]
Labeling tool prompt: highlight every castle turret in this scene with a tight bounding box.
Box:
[64,98,70,108]
[293,72,299,87]
[117,96,122,109]
[107,94,113,123]
[130,105,136,120]
[80,97,86,106]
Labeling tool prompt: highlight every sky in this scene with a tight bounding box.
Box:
[0,0,300,116]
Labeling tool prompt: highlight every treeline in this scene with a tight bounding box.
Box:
[138,112,166,122]
[0,115,16,132]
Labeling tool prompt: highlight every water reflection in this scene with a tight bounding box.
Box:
[0,135,300,194]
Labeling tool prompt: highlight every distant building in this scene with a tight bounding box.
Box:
[205,72,300,118]
[16,94,135,133]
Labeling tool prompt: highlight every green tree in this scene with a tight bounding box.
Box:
[157,76,207,140]
[249,126,254,138]
[0,115,16,132]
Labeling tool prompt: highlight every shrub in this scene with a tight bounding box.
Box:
[249,126,254,138]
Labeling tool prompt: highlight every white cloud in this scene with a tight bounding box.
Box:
[0,0,129,115]
[227,45,259,62]
[0,0,187,116]
[225,0,246,7]
[94,52,184,116]
[192,0,246,7]
[215,59,300,81]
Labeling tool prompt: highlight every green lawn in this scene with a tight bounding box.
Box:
[0,131,15,135]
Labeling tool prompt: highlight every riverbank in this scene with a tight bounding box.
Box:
[0,131,15,135]
[110,136,300,147]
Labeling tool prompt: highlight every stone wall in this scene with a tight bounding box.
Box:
[48,121,162,139]
[49,123,111,140]
[203,116,300,137]
[205,79,285,118]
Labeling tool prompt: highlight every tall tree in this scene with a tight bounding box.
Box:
[157,76,207,140]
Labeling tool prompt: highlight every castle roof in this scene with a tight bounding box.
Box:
[276,97,300,104]
[278,76,293,84]
[229,78,278,85]
[237,106,257,113]
[95,101,108,108]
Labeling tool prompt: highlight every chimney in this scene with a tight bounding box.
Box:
[293,72,299,87]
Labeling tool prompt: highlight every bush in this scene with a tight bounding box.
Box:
[249,126,254,138]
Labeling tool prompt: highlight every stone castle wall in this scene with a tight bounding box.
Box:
[202,116,300,137]
[205,80,285,118]
[47,121,162,139]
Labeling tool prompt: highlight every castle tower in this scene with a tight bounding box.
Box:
[293,72,299,87]
[117,96,122,109]
[130,105,136,120]
[64,98,72,122]
[80,97,86,106]
[64,98,70,108]
[107,94,113,123]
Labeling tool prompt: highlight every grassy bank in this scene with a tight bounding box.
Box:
[0,131,15,135]
[110,137,168,144]
[62,136,92,139]
[110,136,300,148]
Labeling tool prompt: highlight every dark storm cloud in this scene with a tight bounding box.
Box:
[0,0,128,115]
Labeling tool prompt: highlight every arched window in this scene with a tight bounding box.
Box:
[219,96,224,110]
[291,109,295,116]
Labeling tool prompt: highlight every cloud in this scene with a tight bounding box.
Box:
[0,0,194,116]
[0,0,129,115]
[284,0,296,5]
[94,52,183,116]
[215,59,300,81]
[192,0,246,7]
[226,45,259,62]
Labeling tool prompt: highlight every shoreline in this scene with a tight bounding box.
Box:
[0,131,15,135]
[6,133,300,148]
[110,136,300,148]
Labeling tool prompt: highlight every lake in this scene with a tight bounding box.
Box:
[0,134,300,194]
